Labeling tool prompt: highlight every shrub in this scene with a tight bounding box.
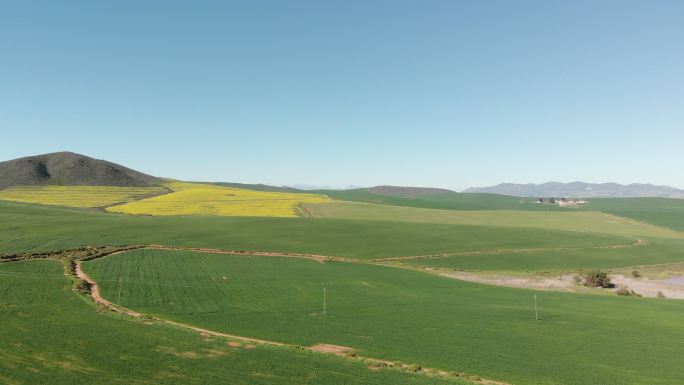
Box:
[631,270,641,278]
[584,270,613,288]
[657,291,666,298]
[74,280,92,295]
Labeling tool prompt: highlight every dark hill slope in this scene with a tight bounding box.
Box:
[0,152,162,188]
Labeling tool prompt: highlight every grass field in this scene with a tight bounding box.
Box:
[0,259,466,385]
[0,201,628,262]
[0,185,168,208]
[407,236,684,271]
[305,201,684,239]
[318,189,684,231]
[84,249,684,385]
[107,181,329,217]
[582,197,684,231]
[314,188,559,211]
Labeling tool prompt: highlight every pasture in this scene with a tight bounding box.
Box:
[106,181,329,217]
[582,197,684,231]
[84,249,684,385]
[305,201,684,239]
[314,188,555,211]
[408,237,684,271]
[0,201,626,262]
[0,259,465,385]
[0,185,167,208]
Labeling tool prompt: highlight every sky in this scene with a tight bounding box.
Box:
[1,0,682,190]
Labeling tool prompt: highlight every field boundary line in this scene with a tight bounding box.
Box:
[372,238,650,262]
[143,245,358,263]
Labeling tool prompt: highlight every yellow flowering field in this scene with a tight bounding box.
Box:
[0,185,168,208]
[106,181,330,217]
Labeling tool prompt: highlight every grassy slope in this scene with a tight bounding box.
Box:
[305,201,684,239]
[314,189,557,211]
[0,201,622,260]
[409,236,684,271]
[320,188,684,231]
[582,197,684,231]
[85,249,684,385]
[0,260,464,385]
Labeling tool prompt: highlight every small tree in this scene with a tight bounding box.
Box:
[584,270,613,288]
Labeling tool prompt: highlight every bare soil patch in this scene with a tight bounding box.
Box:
[308,344,354,356]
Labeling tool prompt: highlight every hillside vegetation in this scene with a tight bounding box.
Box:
[0,152,161,188]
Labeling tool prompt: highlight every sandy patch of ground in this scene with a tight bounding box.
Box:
[438,270,578,291]
[611,275,684,299]
[307,344,354,356]
[439,267,684,300]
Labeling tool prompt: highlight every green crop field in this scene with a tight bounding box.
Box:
[318,189,684,232]
[407,237,684,271]
[305,201,684,239]
[314,188,559,211]
[581,197,684,231]
[0,201,625,261]
[3,189,684,385]
[84,249,684,385]
[0,259,466,385]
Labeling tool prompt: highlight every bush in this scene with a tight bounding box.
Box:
[74,280,92,295]
[584,270,613,288]
[657,291,666,298]
[631,270,641,278]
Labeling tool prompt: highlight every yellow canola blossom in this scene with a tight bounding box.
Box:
[0,185,167,208]
[106,181,329,217]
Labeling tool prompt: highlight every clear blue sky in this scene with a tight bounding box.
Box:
[1,0,682,190]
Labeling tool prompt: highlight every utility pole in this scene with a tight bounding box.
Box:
[534,294,538,321]
[323,288,326,317]
[117,276,123,306]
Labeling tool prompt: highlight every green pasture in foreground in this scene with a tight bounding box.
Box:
[408,237,684,271]
[0,201,624,259]
[85,249,684,385]
[0,260,463,385]
[305,201,684,239]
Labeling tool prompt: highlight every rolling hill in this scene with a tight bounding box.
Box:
[0,152,162,188]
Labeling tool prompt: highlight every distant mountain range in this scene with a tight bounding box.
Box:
[464,182,684,198]
[0,152,162,189]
